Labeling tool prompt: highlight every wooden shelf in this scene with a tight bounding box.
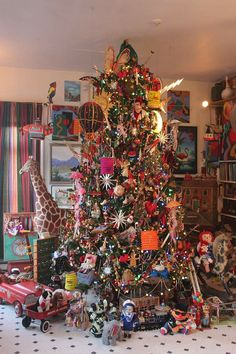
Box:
[219,160,236,163]
[221,213,236,219]
[210,95,236,107]
[223,197,236,201]
[219,180,236,184]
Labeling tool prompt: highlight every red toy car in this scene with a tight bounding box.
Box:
[0,278,45,317]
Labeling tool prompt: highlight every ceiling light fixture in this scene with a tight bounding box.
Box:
[151,18,162,26]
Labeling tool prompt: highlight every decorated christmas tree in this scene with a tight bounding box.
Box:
[57,41,192,301]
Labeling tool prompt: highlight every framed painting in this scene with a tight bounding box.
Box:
[167,90,190,123]
[51,185,74,209]
[64,80,81,102]
[50,144,80,183]
[51,105,80,141]
[175,126,197,174]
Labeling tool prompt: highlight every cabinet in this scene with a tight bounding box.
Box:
[180,179,218,226]
[218,160,236,228]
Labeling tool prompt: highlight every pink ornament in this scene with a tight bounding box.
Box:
[70,171,83,179]
[100,157,115,175]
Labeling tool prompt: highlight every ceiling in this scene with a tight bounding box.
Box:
[0,0,236,82]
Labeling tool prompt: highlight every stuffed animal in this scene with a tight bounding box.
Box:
[36,289,53,312]
[51,289,71,308]
[120,300,139,338]
[87,300,107,338]
[160,304,196,335]
[196,231,214,273]
[102,320,123,346]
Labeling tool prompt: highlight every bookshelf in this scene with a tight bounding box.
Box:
[219,160,236,228]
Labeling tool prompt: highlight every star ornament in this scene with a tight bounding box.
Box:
[100,174,116,190]
[110,210,127,229]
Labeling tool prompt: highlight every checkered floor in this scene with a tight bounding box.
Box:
[0,304,236,354]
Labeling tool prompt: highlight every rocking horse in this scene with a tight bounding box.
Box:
[19,157,66,238]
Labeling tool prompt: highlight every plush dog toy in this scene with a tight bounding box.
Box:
[37,289,53,312]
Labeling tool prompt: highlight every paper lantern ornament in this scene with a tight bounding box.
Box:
[141,230,159,250]
[78,102,104,134]
[100,157,115,175]
[147,78,162,109]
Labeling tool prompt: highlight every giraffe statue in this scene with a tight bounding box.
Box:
[19,156,66,238]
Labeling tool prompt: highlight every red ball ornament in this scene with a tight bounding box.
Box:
[145,201,157,215]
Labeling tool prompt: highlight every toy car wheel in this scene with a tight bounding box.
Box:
[14,301,23,317]
[22,316,31,328]
[40,320,50,333]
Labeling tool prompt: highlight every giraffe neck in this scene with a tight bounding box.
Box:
[29,167,49,198]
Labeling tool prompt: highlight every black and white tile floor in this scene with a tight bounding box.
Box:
[0,304,236,354]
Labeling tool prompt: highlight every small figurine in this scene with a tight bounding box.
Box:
[160,304,196,335]
[201,302,211,328]
[121,299,139,338]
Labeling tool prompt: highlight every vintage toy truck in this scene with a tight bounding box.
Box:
[0,279,44,317]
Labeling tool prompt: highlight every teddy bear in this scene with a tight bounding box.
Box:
[196,231,214,273]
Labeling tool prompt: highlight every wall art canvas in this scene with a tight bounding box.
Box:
[50,144,80,182]
[64,80,81,102]
[51,185,74,209]
[52,105,80,141]
[167,90,190,123]
[175,126,197,174]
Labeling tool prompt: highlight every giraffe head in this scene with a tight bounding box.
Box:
[19,156,39,175]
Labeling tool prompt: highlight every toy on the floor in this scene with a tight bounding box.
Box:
[65,291,89,329]
[120,299,139,338]
[102,319,123,346]
[201,302,211,328]
[87,299,107,337]
[0,278,44,317]
[160,303,196,335]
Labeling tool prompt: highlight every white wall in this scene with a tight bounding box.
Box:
[0,66,212,186]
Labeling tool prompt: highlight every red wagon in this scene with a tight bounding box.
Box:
[22,302,68,332]
[0,279,44,317]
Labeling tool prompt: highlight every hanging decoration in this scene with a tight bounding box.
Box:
[141,230,159,250]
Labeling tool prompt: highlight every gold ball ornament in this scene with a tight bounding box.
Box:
[114,185,125,197]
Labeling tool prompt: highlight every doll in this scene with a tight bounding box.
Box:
[65,291,89,329]
[196,231,214,273]
[160,304,196,335]
[120,300,139,338]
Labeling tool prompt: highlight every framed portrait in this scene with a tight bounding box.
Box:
[51,185,74,209]
[175,126,197,174]
[167,90,190,123]
[50,144,80,183]
[64,80,81,102]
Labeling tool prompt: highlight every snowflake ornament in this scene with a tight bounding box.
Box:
[110,210,127,229]
[157,131,169,145]
[100,174,116,190]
